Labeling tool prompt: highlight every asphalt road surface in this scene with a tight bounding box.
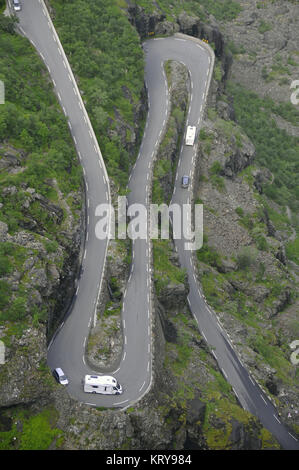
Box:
[13,0,299,449]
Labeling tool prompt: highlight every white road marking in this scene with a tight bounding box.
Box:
[222,369,228,379]
[139,381,146,392]
[260,394,267,405]
[114,400,129,406]
[249,376,255,386]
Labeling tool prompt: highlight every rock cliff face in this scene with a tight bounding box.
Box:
[0,159,82,407]
[195,92,299,436]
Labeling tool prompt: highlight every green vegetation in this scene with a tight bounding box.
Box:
[103,301,121,318]
[132,0,242,22]
[215,117,243,148]
[152,62,187,204]
[0,0,6,14]
[0,23,81,201]
[228,82,299,211]
[197,234,222,268]
[213,62,222,82]
[0,16,80,326]
[153,239,186,295]
[0,407,63,450]
[262,54,292,83]
[236,246,257,270]
[161,311,278,449]
[51,0,144,190]
[286,237,299,265]
[258,20,272,34]
[225,40,246,57]
[199,127,214,155]
[208,161,226,191]
[196,236,297,387]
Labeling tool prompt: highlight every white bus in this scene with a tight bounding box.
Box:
[185,125,196,146]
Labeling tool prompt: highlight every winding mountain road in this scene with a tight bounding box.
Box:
[13,0,299,450]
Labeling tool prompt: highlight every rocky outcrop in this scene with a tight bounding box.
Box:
[87,238,130,371]
[0,326,50,407]
[220,0,299,104]
[221,138,255,178]
[127,6,226,59]
[0,137,83,406]
[157,281,188,312]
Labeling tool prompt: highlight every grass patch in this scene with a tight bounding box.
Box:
[153,239,186,295]
[228,82,299,211]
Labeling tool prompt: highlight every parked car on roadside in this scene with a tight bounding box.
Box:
[12,0,22,12]
[52,368,69,386]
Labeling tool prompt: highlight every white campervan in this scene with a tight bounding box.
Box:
[84,375,123,395]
